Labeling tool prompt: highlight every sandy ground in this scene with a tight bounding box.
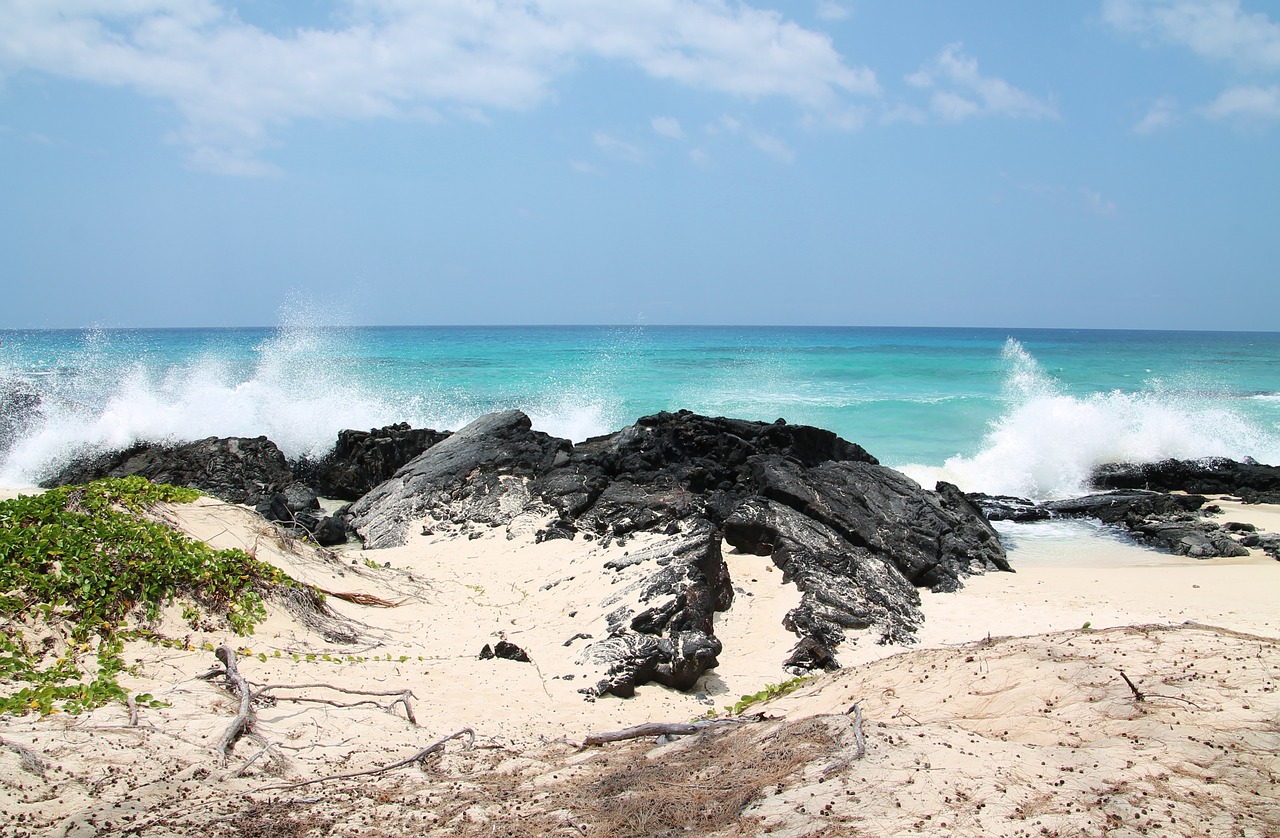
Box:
[0,487,1277,836]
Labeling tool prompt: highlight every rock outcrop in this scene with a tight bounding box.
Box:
[298,423,452,501]
[970,488,1255,559]
[43,436,294,506]
[1092,458,1280,504]
[351,409,1010,697]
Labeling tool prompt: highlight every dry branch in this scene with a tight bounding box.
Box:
[582,714,765,747]
[848,701,866,760]
[1118,669,1201,708]
[213,644,255,760]
[315,588,403,608]
[252,728,476,793]
[250,682,417,724]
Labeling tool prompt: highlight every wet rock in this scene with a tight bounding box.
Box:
[966,493,1051,522]
[1043,490,1249,558]
[1092,458,1280,504]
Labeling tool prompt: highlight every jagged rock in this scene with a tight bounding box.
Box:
[578,518,731,697]
[313,509,352,547]
[966,493,1051,522]
[299,423,452,501]
[1044,490,1249,558]
[43,436,294,506]
[348,411,572,549]
[351,409,1009,696]
[1044,490,1207,525]
[1092,458,1280,504]
[479,641,532,663]
[255,485,323,536]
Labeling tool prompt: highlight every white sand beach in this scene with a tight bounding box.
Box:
[0,488,1277,836]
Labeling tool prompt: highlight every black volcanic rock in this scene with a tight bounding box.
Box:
[966,493,1051,523]
[1043,490,1249,558]
[348,410,572,549]
[1092,458,1280,504]
[43,436,294,506]
[300,423,452,501]
[351,409,1010,696]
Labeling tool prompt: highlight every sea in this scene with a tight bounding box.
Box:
[2,325,1278,516]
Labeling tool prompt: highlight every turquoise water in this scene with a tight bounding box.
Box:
[2,325,1277,498]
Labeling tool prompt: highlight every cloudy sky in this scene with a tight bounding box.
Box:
[1,0,1277,329]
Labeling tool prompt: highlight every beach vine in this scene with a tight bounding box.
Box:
[0,476,292,715]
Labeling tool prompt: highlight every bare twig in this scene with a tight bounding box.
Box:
[1119,669,1202,708]
[1120,670,1145,701]
[252,728,476,793]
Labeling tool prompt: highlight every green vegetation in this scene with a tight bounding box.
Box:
[699,675,814,720]
[0,476,292,715]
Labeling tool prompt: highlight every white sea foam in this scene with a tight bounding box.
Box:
[901,339,1280,499]
[0,322,435,485]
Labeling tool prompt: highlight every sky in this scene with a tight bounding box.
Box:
[0,0,1277,330]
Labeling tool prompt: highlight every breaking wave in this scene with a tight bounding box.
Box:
[900,339,1280,499]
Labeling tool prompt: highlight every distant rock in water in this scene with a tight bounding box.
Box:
[1092,458,1280,505]
[43,436,294,506]
[297,422,453,501]
[350,409,1009,697]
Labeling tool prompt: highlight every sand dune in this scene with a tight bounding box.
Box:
[1,492,1277,836]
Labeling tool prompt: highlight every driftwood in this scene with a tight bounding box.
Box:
[821,702,868,777]
[252,728,476,793]
[849,702,866,760]
[251,682,418,725]
[213,644,255,760]
[581,714,766,747]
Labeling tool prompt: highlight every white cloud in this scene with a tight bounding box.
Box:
[1105,1,1280,131]
[1201,84,1280,120]
[689,147,710,166]
[0,0,878,174]
[750,131,794,163]
[593,131,646,163]
[1133,95,1180,133]
[568,158,599,174]
[1103,0,1280,72]
[651,116,685,139]
[908,43,1058,123]
[815,2,850,22]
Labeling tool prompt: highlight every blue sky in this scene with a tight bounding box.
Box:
[1,0,1277,330]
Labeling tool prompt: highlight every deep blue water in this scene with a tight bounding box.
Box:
[2,325,1277,498]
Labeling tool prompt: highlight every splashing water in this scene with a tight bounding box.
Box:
[918,339,1278,499]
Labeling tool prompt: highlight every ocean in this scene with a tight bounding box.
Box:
[2,324,1278,502]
